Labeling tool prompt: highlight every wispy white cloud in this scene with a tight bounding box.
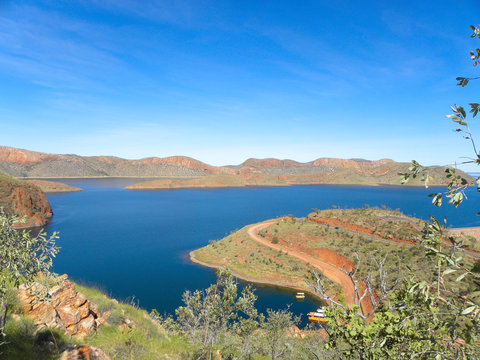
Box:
[249,19,437,94]
[83,0,208,28]
[0,3,152,92]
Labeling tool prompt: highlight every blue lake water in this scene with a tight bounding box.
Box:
[43,179,480,324]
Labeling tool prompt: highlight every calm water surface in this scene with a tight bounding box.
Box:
[43,179,480,324]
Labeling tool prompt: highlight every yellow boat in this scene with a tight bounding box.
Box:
[307,307,327,323]
[295,292,305,299]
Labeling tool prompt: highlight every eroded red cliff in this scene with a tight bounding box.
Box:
[0,174,52,227]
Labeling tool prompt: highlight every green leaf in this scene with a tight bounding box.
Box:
[442,268,457,276]
[461,305,477,315]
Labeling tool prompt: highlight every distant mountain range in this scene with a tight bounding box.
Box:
[0,146,472,187]
[0,146,407,177]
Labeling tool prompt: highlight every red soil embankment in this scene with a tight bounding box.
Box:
[307,216,417,246]
[247,221,374,316]
[310,248,354,272]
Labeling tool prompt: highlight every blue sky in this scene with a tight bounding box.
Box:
[0,0,479,168]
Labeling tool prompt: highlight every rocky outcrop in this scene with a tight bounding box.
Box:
[0,173,52,227]
[0,146,71,166]
[60,345,110,360]
[17,275,108,339]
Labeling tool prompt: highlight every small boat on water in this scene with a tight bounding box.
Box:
[308,307,327,323]
[295,292,305,299]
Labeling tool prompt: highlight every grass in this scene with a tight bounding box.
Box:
[75,284,192,359]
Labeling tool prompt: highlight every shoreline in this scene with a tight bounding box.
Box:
[189,251,324,303]
[126,181,450,190]
[11,175,457,189]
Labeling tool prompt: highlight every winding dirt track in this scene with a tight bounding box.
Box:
[247,221,357,307]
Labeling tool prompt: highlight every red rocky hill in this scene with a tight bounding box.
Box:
[0,173,52,227]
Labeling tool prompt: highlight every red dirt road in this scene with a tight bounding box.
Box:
[247,221,358,307]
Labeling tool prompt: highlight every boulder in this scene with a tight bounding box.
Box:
[60,345,110,360]
[77,314,96,338]
[56,305,80,327]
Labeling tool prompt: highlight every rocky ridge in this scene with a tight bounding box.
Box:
[2,146,473,189]
[17,274,109,339]
[1,145,407,178]
[0,146,234,178]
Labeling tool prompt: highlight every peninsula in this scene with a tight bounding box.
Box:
[191,208,480,305]
[25,180,82,193]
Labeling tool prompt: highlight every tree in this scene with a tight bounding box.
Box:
[175,268,260,360]
[310,254,406,359]
[311,252,400,323]
[260,308,298,360]
[0,209,59,338]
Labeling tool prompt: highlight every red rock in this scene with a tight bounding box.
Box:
[77,302,90,319]
[29,302,57,326]
[77,314,96,338]
[60,345,110,360]
[51,281,76,306]
[17,277,105,339]
[67,323,78,335]
[56,305,80,327]
[0,146,70,166]
[89,301,100,318]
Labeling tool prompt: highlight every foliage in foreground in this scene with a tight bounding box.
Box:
[0,209,59,337]
[318,24,480,359]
